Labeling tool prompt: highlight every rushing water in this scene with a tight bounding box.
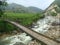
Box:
[32,16,55,34]
[0,33,32,45]
[0,16,55,45]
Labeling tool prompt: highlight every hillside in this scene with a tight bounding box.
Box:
[6,3,29,13]
[28,6,43,13]
[5,3,43,13]
[54,0,60,7]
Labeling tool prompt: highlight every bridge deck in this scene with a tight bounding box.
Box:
[6,20,60,45]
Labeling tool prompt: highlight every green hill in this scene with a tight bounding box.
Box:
[5,3,43,13]
[54,0,60,7]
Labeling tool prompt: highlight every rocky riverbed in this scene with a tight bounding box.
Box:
[0,33,46,45]
[32,16,55,34]
[44,16,60,41]
[32,15,60,41]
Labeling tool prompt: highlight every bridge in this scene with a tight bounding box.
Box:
[6,20,60,45]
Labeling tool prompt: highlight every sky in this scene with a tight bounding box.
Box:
[7,0,55,10]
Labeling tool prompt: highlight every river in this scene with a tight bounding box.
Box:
[0,16,55,45]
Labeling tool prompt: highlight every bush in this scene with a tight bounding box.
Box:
[50,12,57,16]
[0,20,16,33]
[54,7,60,13]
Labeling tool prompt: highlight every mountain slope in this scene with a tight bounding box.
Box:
[6,3,43,13]
[28,6,43,13]
[54,0,60,7]
[6,3,29,13]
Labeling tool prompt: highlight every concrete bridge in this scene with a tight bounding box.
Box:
[6,20,60,45]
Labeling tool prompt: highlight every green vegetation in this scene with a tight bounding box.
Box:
[54,7,60,13]
[0,20,16,33]
[55,0,60,7]
[0,0,7,17]
[4,13,44,26]
[50,12,57,16]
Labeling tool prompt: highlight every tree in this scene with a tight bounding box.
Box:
[0,0,8,33]
[0,0,7,17]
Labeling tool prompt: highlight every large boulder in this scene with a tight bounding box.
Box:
[52,19,60,26]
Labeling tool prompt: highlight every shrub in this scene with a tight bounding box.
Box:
[50,12,57,16]
[0,20,16,33]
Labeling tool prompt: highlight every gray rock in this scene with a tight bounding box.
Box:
[52,19,60,26]
[14,42,25,45]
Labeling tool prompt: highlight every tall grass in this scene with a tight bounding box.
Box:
[4,12,44,26]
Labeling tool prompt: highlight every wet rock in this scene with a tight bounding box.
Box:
[12,30,18,35]
[28,40,42,45]
[14,42,25,45]
[56,38,60,42]
[44,26,60,39]
[52,19,60,26]
[31,22,38,28]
